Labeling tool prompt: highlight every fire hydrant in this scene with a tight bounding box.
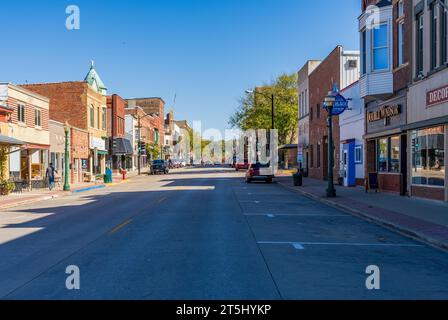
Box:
[121,169,127,180]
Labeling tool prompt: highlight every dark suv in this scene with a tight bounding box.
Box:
[150,160,169,175]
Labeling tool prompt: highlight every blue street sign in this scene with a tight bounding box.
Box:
[323,85,349,116]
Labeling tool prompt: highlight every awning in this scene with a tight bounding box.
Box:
[24,143,50,150]
[0,134,24,146]
[112,138,134,155]
[96,150,108,155]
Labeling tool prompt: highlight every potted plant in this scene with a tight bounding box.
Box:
[0,180,15,196]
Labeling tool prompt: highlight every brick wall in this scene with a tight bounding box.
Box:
[411,186,445,201]
[393,0,413,92]
[308,46,342,181]
[70,127,89,159]
[20,82,88,130]
[107,94,126,138]
[7,97,49,131]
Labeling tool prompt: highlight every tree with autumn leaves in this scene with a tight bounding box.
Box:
[229,73,298,145]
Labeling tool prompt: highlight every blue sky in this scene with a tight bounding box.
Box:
[1,0,360,132]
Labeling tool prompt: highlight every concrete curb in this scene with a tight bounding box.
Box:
[0,194,62,211]
[277,180,448,252]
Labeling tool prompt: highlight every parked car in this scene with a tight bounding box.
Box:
[245,162,274,183]
[235,162,249,171]
[150,160,169,175]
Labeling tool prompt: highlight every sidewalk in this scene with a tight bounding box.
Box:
[276,175,448,251]
[0,170,145,211]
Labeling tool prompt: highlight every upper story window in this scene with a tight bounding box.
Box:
[298,93,302,117]
[398,20,405,66]
[430,2,439,70]
[304,89,308,115]
[90,105,95,128]
[35,108,41,127]
[102,108,106,130]
[372,24,389,71]
[398,0,404,18]
[97,107,100,129]
[361,29,367,74]
[442,0,448,65]
[416,12,424,77]
[17,104,25,123]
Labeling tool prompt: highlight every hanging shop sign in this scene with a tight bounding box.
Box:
[367,105,401,123]
[427,84,448,108]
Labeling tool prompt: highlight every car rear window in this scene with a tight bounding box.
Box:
[153,160,164,165]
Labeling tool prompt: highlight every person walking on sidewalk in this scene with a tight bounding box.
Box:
[46,163,58,191]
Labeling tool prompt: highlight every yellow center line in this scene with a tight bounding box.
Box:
[109,219,133,235]
[158,196,167,203]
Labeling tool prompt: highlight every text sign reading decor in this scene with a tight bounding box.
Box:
[367,105,401,123]
[427,85,448,108]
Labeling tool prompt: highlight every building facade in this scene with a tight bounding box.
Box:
[308,46,360,181]
[0,83,50,184]
[360,0,413,195]
[405,0,448,201]
[339,81,365,187]
[297,60,321,175]
[22,63,109,182]
[107,94,133,173]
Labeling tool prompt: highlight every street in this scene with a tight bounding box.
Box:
[0,167,448,300]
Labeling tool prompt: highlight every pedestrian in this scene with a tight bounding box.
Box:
[46,163,58,191]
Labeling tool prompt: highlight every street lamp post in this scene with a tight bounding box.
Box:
[324,92,336,198]
[63,121,70,191]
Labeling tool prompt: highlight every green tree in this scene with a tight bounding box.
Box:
[146,142,161,160]
[229,73,298,145]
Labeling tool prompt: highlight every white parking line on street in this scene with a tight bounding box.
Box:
[244,213,350,217]
[257,241,424,248]
[292,243,305,250]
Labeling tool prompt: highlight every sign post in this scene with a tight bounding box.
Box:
[323,84,349,198]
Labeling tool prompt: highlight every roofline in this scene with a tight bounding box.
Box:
[0,82,51,103]
[126,97,166,104]
[340,80,360,93]
[17,80,86,86]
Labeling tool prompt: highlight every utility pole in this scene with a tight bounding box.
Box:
[138,115,141,176]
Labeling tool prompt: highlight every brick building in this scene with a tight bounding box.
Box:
[308,46,360,181]
[360,0,413,195]
[107,94,133,172]
[0,83,50,184]
[125,106,161,170]
[127,97,165,151]
[21,62,109,182]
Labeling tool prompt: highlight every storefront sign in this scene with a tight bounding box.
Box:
[367,105,401,123]
[90,136,106,151]
[427,85,448,108]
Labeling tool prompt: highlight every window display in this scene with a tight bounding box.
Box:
[411,126,445,187]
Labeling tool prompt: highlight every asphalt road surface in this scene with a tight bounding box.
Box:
[0,167,447,300]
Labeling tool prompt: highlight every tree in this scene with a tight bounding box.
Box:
[146,142,161,160]
[229,73,298,145]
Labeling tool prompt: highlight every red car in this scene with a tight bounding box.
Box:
[245,163,274,184]
[235,162,249,171]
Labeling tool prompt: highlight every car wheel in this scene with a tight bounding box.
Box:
[266,178,273,184]
[246,179,252,184]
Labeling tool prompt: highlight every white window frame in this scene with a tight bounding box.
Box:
[17,104,25,123]
[35,108,42,127]
[398,0,404,18]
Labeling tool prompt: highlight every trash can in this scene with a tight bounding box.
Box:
[293,170,303,187]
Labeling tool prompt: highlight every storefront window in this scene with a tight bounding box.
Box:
[389,136,400,173]
[378,138,388,172]
[412,126,445,187]
[377,136,400,173]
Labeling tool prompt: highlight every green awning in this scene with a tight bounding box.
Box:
[96,150,108,155]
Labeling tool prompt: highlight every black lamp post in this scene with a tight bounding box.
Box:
[324,91,336,198]
[63,121,70,191]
